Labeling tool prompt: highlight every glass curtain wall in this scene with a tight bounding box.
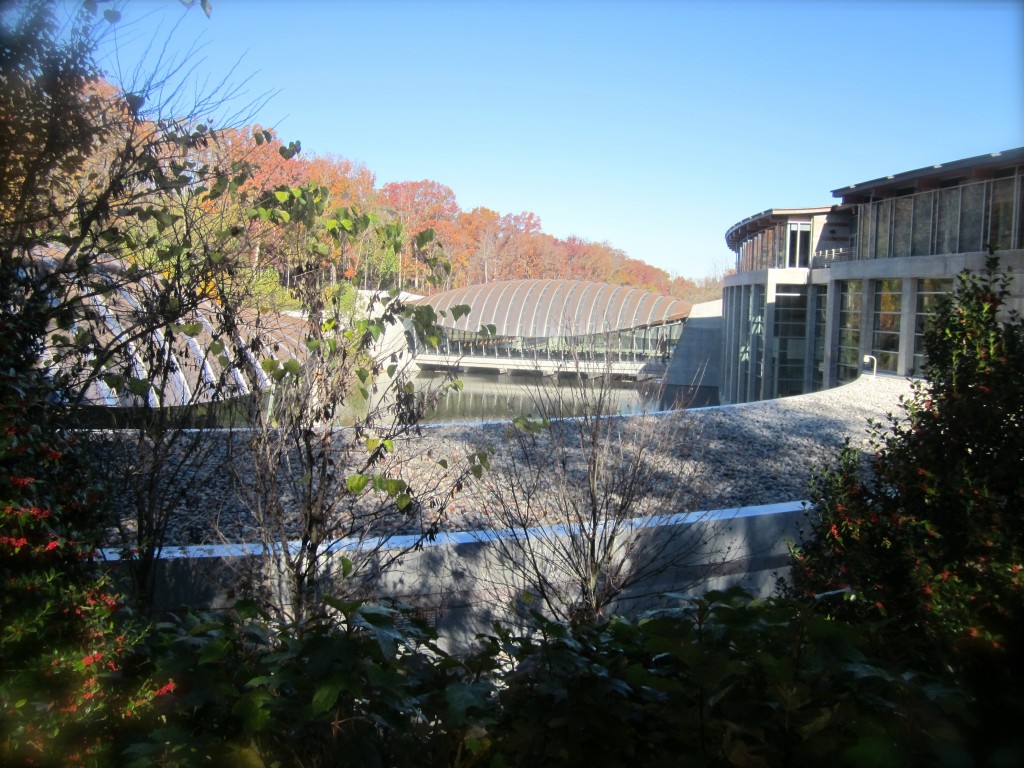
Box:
[871,279,902,372]
[837,280,863,383]
[856,169,1022,259]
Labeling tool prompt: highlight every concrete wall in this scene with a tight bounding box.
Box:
[665,299,722,407]
[103,501,805,652]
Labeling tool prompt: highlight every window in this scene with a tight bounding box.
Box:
[958,181,985,253]
[893,195,913,258]
[873,201,891,259]
[911,191,934,256]
[811,285,827,391]
[785,222,811,268]
[936,187,960,254]
[837,280,862,383]
[913,278,953,374]
[989,177,1015,251]
[872,279,902,373]
[773,285,808,397]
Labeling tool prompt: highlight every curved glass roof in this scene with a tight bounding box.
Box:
[415,279,691,338]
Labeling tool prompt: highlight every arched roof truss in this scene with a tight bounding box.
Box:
[413,279,691,339]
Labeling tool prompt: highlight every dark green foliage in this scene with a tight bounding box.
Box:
[120,600,494,768]
[473,589,966,768]
[791,254,1024,759]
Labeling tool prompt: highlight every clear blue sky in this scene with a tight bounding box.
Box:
[93,0,1023,279]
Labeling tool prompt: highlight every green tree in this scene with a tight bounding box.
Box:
[790,254,1024,758]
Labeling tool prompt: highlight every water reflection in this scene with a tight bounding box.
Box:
[414,372,665,424]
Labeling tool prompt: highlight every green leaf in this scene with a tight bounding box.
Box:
[339,556,353,578]
[346,474,369,494]
[311,681,343,715]
[127,378,150,397]
[415,228,436,250]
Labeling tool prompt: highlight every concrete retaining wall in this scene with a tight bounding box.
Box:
[103,501,807,651]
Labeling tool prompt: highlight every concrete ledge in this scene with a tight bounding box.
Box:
[102,500,809,650]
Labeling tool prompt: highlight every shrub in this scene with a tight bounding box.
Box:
[1,272,166,765]
[120,599,492,767]
[790,254,1024,758]
[475,588,967,767]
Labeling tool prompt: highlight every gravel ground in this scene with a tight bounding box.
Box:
[89,375,915,547]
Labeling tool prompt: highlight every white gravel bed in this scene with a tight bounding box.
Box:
[90,375,915,547]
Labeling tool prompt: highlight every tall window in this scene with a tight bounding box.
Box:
[958,181,985,252]
[750,284,766,399]
[811,285,827,391]
[989,176,1015,250]
[893,195,913,258]
[786,223,811,268]
[911,191,934,255]
[913,278,953,374]
[873,201,892,259]
[936,186,960,254]
[837,280,862,383]
[773,285,808,397]
[872,279,902,372]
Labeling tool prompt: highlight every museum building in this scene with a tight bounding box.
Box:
[720,148,1024,404]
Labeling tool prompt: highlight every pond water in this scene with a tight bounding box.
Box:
[413,371,672,424]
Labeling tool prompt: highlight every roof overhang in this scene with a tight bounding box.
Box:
[832,147,1024,204]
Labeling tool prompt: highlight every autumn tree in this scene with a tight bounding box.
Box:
[380,179,459,291]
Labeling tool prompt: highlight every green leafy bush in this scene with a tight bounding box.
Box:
[790,254,1024,758]
[120,599,493,767]
[473,589,966,767]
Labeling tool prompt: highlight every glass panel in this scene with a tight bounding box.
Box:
[811,285,827,390]
[937,187,960,254]
[788,228,799,268]
[874,200,891,259]
[857,207,870,260]
[913,278,953,374]
[988,177,1015,251]
[751,284,765,397]
[798,229,810,267]
[911,191,934,256]
[773,285,807,397]
[893,195,913,258]
[958,181,984,253]
[837,280,862,383]
[872,279,902,372]
[1018,176,1024,249]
